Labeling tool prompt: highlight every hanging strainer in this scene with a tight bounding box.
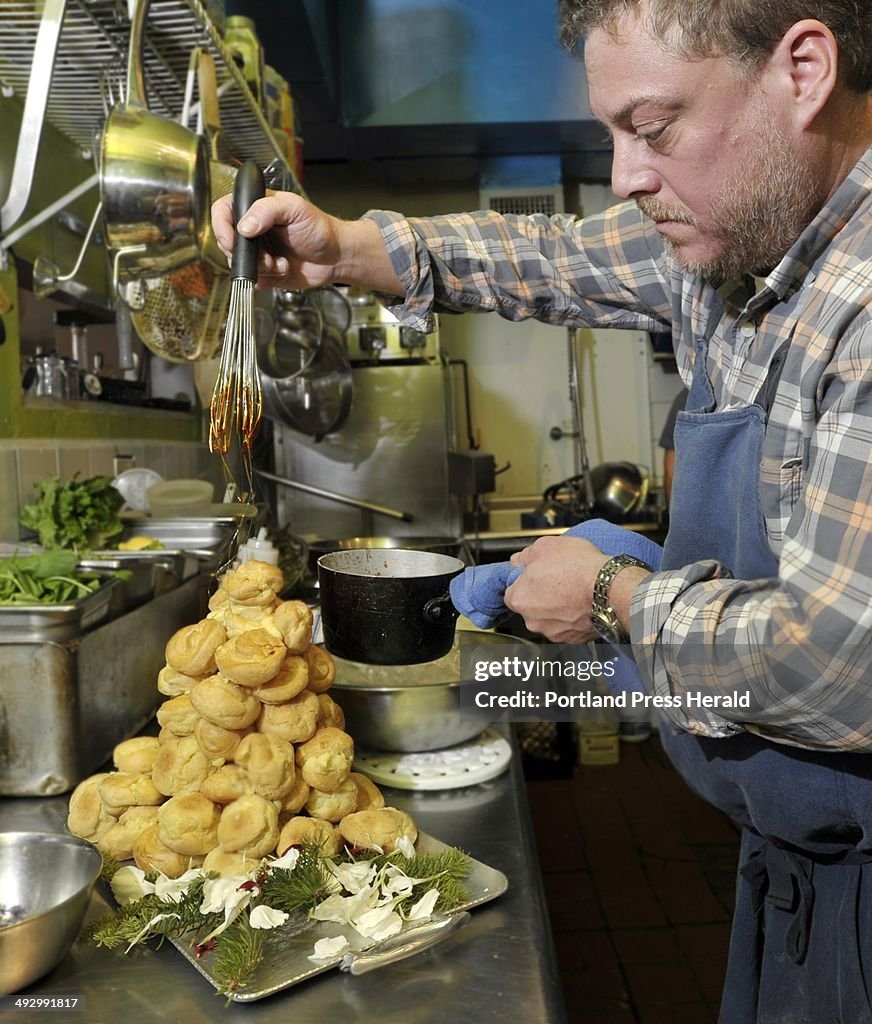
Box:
[119,45,236,363]
[127,140,237,363]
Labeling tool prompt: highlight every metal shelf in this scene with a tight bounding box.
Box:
[0,0,297,235]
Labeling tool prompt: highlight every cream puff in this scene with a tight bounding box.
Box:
[156,693,200,737]
[295,727,354,792]
[98,771,164,815]
[66,773,115,843]
[257,689,320,744]
[305,777,358,823]
[255,655,309,704]
[214,628,286,688]
[338,807,418,853]
[303,644,335,694]
[113,736,161,774]
[165,618,226,677]
[217,794,279,858]
[158,793,221,856]
[133,823,203,879]
[189,674,261,731]
[221,561,284,608]
[151,734,211,797]
[232,733,295,802]
[349,772,385,812]
[98,806,161,862]
[276,816,342,857]
[272,600,314,654]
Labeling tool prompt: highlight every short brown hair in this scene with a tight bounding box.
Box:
[558,0,872,93]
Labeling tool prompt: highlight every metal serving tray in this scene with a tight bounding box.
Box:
[169,831,508,1002]
[0,575,120,643]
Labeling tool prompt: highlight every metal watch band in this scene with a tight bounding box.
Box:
[590,553,651,643]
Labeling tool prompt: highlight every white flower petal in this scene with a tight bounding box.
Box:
[330,860,375,894]
[199,876,246,915]
[154,867,204,903]
[406,888,440,921]
[124,912,180,953]
[354,909,403,941]
[311,885,378,924]
[270,847,300,872]
[308,935,350,962]
[395,835,416,858]
[249,904,289,929]
[110,866,154,906]
[382,872,415,897]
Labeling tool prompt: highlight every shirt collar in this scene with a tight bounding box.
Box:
[763,143,872,302]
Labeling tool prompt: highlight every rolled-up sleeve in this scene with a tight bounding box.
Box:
[363,203,674,334]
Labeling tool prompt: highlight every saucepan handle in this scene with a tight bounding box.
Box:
[340,913,471,976]
[423,592,460,626]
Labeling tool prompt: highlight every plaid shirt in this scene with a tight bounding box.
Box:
[364,144,872,750]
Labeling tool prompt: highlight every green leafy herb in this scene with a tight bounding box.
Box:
[19,473,125,552]
[0,550,108,605]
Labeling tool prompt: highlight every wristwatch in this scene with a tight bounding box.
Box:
[590,554,651,644]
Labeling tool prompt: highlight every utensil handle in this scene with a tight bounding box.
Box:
[423,593,460,625]
[341,913,471,976]
[231,159,265,281]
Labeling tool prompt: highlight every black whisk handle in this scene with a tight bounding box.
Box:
[230,159,266,281]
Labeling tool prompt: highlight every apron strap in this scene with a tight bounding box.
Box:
[741,840,815,964]
[752,340,791,418]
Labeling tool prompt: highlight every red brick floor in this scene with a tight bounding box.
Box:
[525,732,740,1024]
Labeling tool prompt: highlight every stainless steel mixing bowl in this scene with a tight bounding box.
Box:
[330,631,539,752]
[0,832,103,994]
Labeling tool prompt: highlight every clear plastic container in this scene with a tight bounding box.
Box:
[146,479,214,518]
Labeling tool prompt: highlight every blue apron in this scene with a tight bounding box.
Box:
[659,336,872,1024]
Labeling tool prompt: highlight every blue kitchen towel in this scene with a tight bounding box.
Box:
[450,562,524,629]
[451,519,663,628]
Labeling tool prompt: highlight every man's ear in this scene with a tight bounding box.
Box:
[766,19,838,129]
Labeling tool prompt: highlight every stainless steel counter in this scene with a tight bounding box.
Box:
[0,730,567,1024]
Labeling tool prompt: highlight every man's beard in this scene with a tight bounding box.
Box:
[637,125,824,282]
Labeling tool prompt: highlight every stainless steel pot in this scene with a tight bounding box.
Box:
[101,0,209,279]
[318,548,464,665]
[590,461,649,518]
[330,631,539,751]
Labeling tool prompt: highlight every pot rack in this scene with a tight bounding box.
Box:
[0,0,299,265]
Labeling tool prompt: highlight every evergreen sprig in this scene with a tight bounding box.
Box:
[211,915,266,997]
[87,877,220,950]
[258,841,336,914]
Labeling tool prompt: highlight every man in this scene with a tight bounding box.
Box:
[214,2,872,1019]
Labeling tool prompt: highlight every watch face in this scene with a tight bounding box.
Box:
[590,611,624,646]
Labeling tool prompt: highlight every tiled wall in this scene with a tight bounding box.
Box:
[0,439,226,540]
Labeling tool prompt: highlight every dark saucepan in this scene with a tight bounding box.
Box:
[317,548,465,665]
[307,536,463,576]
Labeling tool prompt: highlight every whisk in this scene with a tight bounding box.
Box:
[209,159,266,455]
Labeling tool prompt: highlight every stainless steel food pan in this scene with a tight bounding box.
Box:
[119,517,240,574]
[0,576,120,644]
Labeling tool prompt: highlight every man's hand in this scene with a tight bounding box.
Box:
[210,190,404,295]
[505,536,649,643]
